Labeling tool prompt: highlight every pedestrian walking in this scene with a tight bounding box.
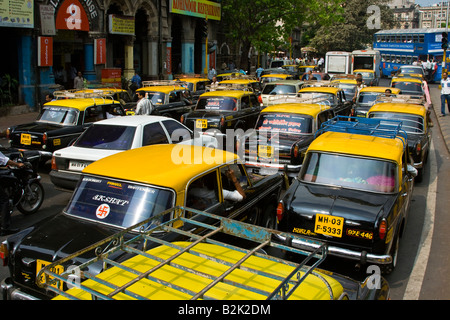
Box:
[130,72,142,92]
[74,71,85,89]
[135,91,153,115]
[440,71,450,117]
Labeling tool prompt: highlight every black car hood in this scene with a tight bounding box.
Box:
[254,132,313,149]
[289,183,397,223]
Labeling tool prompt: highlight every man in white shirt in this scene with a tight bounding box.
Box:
[135,91,153,115]
[440,72,450,117]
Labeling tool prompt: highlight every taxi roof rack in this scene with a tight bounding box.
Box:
[52,89,119,103]
[141,80,187,88]
[375,94,426,106]
[36,206,332,300]
[316,116,408,144]
[267,94,330,107]
[300,80,338,88]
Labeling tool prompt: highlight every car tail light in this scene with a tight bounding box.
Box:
[416,142,422,155]
[292,145,299,158]
[379,219,387,240]
[6,128,10,140]
[276,201,284,223]
[258,95,263,104]
[220,116,225,128]
[180,114,185,123]
[0,241,8,266]
[42,132,48,146]
[51,156,58,170]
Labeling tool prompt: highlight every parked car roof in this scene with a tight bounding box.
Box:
[261,103,331,117]
[44,98,121,110]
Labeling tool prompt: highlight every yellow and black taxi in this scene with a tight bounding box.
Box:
[135,81,194,118]
[6,92,126,162]
[367,102,431,182]
[353,69,379,86]
[260,73,295,84]
[174,75,211,100]
[239,100,333,177]
[331,78,358,103]
[219,76,262,94]
[0,144,284,299]
[353,86,401,117]
[298,86,352,116]
[390,76,424,100]
[276,116,417,274]
[39,207,388,300]
[75,87,136,111]
[180,89,260,144]
[259,80,305,107]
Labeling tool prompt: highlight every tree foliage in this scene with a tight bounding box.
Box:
[221,0,344,68]
[309,0,397,53]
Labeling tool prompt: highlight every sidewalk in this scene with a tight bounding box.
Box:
[429,83,450,153]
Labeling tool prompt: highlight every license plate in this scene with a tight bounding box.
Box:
[69,160,89,172]
[36,259,64,289]
[258,145,273,158]
[314,214,344,238]
[20,133,31,145]
[196,119,207,129]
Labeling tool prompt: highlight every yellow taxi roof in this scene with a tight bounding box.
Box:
[54,242,344,300]
[299,86,340,94]
[262,103,330,117]
[137,85,186,94]
[332,79,357,84]
[309,131,404,164]
[178,77,209,82]
[360,86,401,94]
[82,144,238,191]
[220,79,259,84]
[199,90,249,98]
[45,98,119,110]
[261,74,290,78]
[368,103,427,117]
[391,77,423,84]
[353,69,374,73]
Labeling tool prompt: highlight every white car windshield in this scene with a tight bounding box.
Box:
[65,176,174,230]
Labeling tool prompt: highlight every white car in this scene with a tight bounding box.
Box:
[50,115,218,190]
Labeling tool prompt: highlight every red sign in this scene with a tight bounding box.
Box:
[94,38,106,65]
[38,37,53,67]
[55,0,90,31]
[166,46,172,75]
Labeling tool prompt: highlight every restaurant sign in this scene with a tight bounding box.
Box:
[170,0,221,21]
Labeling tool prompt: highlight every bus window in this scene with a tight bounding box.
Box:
[407,35,412,43]
[406,56,412,65]
[412,56,418,64]
[401,56,407,64]
[413,35,419,43]
[419,34,424,43]
[385,55,391,63]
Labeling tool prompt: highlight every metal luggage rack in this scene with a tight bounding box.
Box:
[300,80,337,88]
[375,94,425,106]
[205,83,254,92]
[53,89,118,101]
[141,80,184,87]
[267,94,331,107]
[36,206,335,300]
[316,116,408,145]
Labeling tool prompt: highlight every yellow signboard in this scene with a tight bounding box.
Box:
[108,14,135,35]
[0,0,34,28]
[170,0,221,21]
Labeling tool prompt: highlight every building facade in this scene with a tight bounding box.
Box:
[418,2,449,29]
[0,0,221,111]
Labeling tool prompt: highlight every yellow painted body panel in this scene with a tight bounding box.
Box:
[299,86,341,95]
[309,131,404,164]
[359,86,401,94]
[54,242,344,300]
[368,103,427,118]
[261,103,331,117]
[82,144,238,192]
[136,85,186,94]
[199,90,249,98]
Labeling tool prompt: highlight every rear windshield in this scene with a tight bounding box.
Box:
[74,124,136,150]
[145,92,165,104]
[301,152,398,193]
[369,112,424,134]
[358,92,383,105]
[256,113,313,134]
[65,176,174,230]
[196,97,237,111]
[37,107,79,126]
[392,82,422,93]
[262,84,297,95]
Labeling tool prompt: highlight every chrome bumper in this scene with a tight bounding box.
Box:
[1,278,40,300]
[245,161,301,176]
[274,234,392,265]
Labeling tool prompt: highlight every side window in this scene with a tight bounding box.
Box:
[197,82,206,91]
[249,94,259,107]
[317,111,330,129]
[186,171,219,210]
[220,163,249,192]
[84,106,104,123]
[241,96,250,109]
[169,91,180,103]
[142,122,169,146]
[162,119,192,143]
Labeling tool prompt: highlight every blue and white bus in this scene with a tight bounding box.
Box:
[373,28,445,82]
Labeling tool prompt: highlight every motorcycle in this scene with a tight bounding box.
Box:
[0,149,44,215]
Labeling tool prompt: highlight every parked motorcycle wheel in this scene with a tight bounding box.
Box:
[17,181,45,215]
